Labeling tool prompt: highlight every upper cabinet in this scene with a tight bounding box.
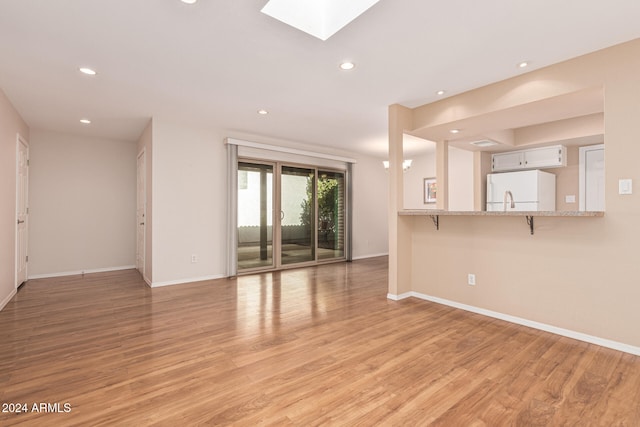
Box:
[491,151,524,171]
[492,145,566,172]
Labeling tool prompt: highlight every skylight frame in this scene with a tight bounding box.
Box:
[261,0,381,41]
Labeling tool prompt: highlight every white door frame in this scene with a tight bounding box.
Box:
[579,144,605,211]
[15,134,29,288]
[136,149,146,277]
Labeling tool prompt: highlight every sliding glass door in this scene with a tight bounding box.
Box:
[237,161,346,273]
[281,166,315,265]
[237,162,274,270]
[317,170,345,261]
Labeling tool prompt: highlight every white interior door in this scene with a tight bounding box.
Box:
[579,144,605,211]
[16,135,29,287]
[136,151,146,276]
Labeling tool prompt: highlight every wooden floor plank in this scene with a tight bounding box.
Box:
[0,257,639,426]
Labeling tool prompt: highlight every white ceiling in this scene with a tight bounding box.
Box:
[1,0,640,157]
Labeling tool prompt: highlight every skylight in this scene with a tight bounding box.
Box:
[261,0,381,41]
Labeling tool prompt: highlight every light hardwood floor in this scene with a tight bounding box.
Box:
[1,257,639,426]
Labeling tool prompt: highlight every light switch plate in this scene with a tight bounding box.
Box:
[565,195,576,203]
[619,179,633,195]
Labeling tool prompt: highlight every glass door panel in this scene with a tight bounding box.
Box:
[317,171,345,260]
[237,162,273,271]
[281,166,315,265]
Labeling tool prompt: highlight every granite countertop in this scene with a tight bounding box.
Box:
[399,210,604,217]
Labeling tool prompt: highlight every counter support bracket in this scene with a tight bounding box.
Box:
[429,215,439,230]
[525,215,534,235]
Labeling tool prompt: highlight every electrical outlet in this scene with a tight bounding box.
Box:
[191,254,198,263]
[468,274,476,286]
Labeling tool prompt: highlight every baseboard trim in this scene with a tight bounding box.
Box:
[389,291,640,357]
[0,288,17,311]
[142,274,152,287]
[151,274,226,288]
[28,265,136,280]
[352,252,389,261]
[386,292,412,301]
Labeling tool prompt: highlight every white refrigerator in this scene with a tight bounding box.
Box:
[486,170,556,212]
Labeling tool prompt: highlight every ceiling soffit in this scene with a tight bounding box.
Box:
[410,87,604,152]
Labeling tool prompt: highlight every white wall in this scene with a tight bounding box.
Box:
[0,89,29,309]
[151,120,227,285]
[28,130,137,277]
[352,155,389,259]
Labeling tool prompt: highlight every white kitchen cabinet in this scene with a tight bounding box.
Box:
[491,145,566,172]
[523,146,566,169]
[491,151,524,171]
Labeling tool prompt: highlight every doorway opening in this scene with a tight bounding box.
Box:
[16,134,29,288]
[136,150,146,278]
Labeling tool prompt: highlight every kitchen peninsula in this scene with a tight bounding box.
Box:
[387,39,640,355]
[399,209,603,235]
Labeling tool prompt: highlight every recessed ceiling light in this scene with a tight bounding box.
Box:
[518,61,529,68]
[257,109,269,115]
[450,129,460,134]
[436,90,445,96]
[339,61,355,71]
[80,119,91,124]
[79,67,96,75]
[181,0,197,4]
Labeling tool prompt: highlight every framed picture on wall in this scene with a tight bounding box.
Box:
[424,177,436,204]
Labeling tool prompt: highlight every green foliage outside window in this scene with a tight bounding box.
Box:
[300,176,339,233]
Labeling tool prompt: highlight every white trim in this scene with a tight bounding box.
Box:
[142,274,152,287]
[28,265,136,280]
[578,143,604,211]
[386,292,412,301]
[150,274,226,288]
[225,138,357,164]
[352,252,389,260]
[393,291,640,356]
[0,288,17,311]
